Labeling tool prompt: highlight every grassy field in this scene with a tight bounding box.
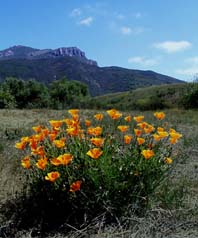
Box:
[0,109,197,237]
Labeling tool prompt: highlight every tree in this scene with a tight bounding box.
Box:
[0,85,16,108]
[1,77,50,108]
[50,77,89,109]
[180,82,198,109]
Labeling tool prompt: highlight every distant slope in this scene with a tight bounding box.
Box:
[87,83,187,110]
[0,45,184,96]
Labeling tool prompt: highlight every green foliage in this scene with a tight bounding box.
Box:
[11,109,182,232]
[50,77,89,109]
[134,95,165,110]
[90,84,187,111]
[180,82,198,109]
[0,77,89,109]
[0,87,16,108]
[0,77,50,109]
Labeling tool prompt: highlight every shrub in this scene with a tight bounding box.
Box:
[14,109,182,231]
[180,82,198,109]
[134,96,165,110]
[0,88,16,109]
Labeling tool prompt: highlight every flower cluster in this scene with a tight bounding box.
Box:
[15,109,182,198]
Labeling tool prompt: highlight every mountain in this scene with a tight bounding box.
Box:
[0,45,184,96]
[0,45,97,66]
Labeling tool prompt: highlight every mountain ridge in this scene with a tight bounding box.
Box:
[0,45,97,66]
[0,45,184,96]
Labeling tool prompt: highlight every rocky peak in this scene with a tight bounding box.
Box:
[0,45,97,66]
[54,47,86,57]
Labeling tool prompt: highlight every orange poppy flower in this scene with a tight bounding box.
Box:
[137,137,145,145]
[51,157,62,166]
[69,180,82,192]
[49,120,63,128]
[90,137,104,147]
[68,109,79,116]
[144,125,155,134]
[34,133,45,142]
[134,116,144,123]
[32,146,45,157]
[169,138,178,144]
[154,112,165,120]
[107,109,122,120]
[134,129,142,137]
[45,171,60,182]
[124,115,131,122]
[49,132,57,141]
[94,113,104,121]
[53,139,65,148]
[85,119,91,127]
[124,135,132,144]
[164,157,173,164]
[137,122,148,129]
[158,131,169,138]
[21,136,30,143]
[41,128,49,137]
[51,153,73,166]
[21,156,31,169]
[153,134,161,141]
[141,149,155,159]
[157,127,165,132]
[87,126,103,136]
[117,125,129,133]
[32,125,42,133]
[29,138,38,150]
[169,131,182,140]
[59,154,73,165]
[15,141,26,150]
[36,157,48,170]
[87,148,103,159]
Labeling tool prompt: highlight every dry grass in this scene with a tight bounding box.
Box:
[0,109,197,238]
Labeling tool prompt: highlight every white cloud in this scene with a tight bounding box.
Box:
[79,17,93,26]
[120,26,145,35]
[70,8,81,17]
[176,56,198,76]
[153,41,191,53]
[176,67,198,76]
[128,56,159,67]
[121,26,132,35]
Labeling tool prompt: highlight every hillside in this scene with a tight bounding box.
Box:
[87,83,188,110]
[0,45,184,96]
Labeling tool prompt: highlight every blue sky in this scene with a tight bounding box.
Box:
[1,0,198,81]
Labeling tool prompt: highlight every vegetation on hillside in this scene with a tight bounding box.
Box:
[1,77,197,111]
[87,83,198,110]
[1,78,197,111]
[0,77,89,109]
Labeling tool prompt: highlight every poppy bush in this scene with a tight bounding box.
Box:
[15,109,182,230]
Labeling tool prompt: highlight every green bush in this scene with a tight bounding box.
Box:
[180,82,198,109]
[50,77,89,109]
[0,77,89,109]
[11,109,183,232]
[134,96,165,110]
[0,87,16,109]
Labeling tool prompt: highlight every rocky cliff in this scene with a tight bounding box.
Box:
[0,45,97,66]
